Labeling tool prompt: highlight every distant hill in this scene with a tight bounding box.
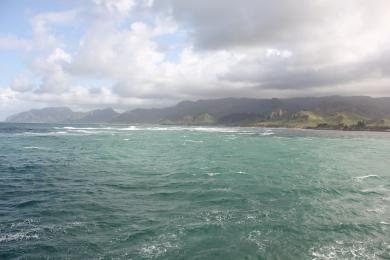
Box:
[70,108,119,123]
[5,107,75,123]
[5,107,119,124]
[5,96,390,130]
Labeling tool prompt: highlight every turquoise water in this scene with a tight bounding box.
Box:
[0,123,389,259]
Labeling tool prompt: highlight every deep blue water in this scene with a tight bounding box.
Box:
[0,123,389,259]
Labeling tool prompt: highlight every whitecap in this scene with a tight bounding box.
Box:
[310,240,388,260]
[68,129,98,134]
[366,207,385,214]
[65,125,256,134]
[62,126,113,130]
[246,230,266,252]
[354,175,379,182]
[184,139,204,143]
[206,172,221,177]
[118,126,139,131]
[201,210,233,223]
[261,129,274,136]
[139,234,179,259]
[0,232,38,243]
[53,131,68,135]
[360,187,387,194]
[190,127,243,133]
[21,131,68,136]
[23,146,48,150]
[382,197,390,202]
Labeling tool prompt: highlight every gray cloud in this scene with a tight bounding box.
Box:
[222,48,390,90]
[153,0,390,93]
[155,0,352,50]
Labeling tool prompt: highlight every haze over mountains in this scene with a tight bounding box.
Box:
[5,96,390,130]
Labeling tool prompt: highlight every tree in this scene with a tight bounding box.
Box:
[356,120,366,128]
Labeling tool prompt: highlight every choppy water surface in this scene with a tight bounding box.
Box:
[1,123,390,259]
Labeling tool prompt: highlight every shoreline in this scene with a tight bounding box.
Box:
[1,121,390,133]
[306,126,390,132]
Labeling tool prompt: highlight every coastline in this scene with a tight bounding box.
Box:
[161,122,390,133]
[2,121,390,133]
[306,126,390,132]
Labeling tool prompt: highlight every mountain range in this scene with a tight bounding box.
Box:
[5,96,390,130]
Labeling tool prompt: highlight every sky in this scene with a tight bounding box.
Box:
[1,0,390,120]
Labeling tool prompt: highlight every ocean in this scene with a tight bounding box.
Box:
[0,123,389,259]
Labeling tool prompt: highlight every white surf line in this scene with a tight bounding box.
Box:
[354,175,379,182]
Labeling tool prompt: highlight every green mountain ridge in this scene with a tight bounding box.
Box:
[5,96,390,131]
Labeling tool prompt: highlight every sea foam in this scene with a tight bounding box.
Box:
[354,175,379,182]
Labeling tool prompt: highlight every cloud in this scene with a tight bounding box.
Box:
[30,48,73,94]
[10,75,34,92]
[31,9,78,49]
[0,35,31,50]
[2,0,390,119]
[91,0,136,17]
[221,47,390,90]
[155,0,390,52]
[153,0,390,91]
[67,21,164,79]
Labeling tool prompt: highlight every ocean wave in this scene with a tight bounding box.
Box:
[3,125,279,140]
[366,207,385,214]
[225,135,238,140]
[67,129,99,134]
[262,129,274,136]
[139,233,179,259]
[310,240,389,260]
[382,197,390,201]
[0,232,39,243]
[23,146,49,150]
[190,127,247,133]
[21,131,69,136]
[201,210,233,224]
[360,185,388,195]
[117,126,138,130]
[16,200,41,208]
[117,126,173,131]
[206,172,221,177]
[1,219,88,244]
[50,125,277,136]
[184,139,204,143]
[246,230,266,252]
[118,125,254,133]
[212,187,232,192]
[354,175,379,182]
[42,221,86,233]
[61,126,114,130]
